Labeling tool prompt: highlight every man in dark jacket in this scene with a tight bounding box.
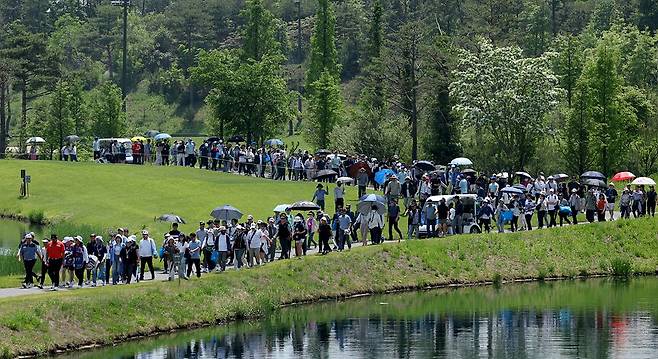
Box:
[401,177,417,209]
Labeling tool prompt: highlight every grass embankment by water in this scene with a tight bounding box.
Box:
[55,277,658,359]
[0,216,657,357]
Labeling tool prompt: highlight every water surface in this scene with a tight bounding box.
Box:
[0,219,43,250]
[57,277,658,358]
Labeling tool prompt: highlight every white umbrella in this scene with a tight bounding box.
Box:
[26,137,45,144]
[337,176,354,185]
[631,177,656,186]
[449,157,473,166]
[273,204,290,213]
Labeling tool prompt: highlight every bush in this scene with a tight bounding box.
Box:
[611,258,633,277]
[27,210,45,225]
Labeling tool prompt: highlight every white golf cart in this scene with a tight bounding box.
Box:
[418,194,482,236]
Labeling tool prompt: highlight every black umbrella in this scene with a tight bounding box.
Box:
[581,171,606,180]
[515,171,532,179]
[582,178,606,188]
[414,160,435,171]
[553,173,569,182]
[206,136,221,143]
[288,201,321,211]
[461,168,477,176]
[513,184,528,192]
[210,205,243,221]
[227,135,245,143]
[501,186,524,195]
[65,135,80,143]
[316,149,331,156]
[158,214,186,224]
[314,169,338,180]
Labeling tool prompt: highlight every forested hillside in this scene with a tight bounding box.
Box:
[1,0,657,174]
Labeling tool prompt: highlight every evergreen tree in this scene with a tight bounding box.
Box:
[553,34,584,107]
[306,0,340,90]
[88,82,125,138]
[307,70,342,149]
[241,0,280,62]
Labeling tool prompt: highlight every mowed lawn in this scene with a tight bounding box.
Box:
[0,160,359,233]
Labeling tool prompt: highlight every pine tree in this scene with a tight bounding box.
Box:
[307,70,342,149]
[306,0,340,90]
[241,0,280,62]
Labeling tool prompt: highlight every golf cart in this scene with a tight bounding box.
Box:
[418,194,481,237]
[97,138,134,164]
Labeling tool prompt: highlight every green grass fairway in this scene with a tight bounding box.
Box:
[0,160,357,234]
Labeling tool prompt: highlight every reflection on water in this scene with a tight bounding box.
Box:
[59,278,658,359]
[0,219,44,250]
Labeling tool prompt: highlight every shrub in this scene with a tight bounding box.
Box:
[611,258,633,277]
[27,210,45,224]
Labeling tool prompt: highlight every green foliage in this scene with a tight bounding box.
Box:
[26,209,45,224]
[193,50,292,143]
[241,0,280,61]
[451,38,562,170]
[307,70,342,149]
[610,257,632,277]
[306,0,341,90]
[87,82,125,138]
[330,93,410,161]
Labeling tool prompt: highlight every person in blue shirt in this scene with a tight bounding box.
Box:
[312,184,329,211]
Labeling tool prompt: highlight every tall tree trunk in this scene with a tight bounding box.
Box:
[108,47,113,80]
[0,80,6,158]
[20,79,28,153]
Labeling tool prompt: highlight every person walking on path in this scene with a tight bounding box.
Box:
[306,212,318,250]
[72,236,88,287]
[138,230,157,281]
[401,177,417,209]
[163,237,179,281]
[121,238,139,284]
[388,200,404,241]
[405,202,421,240]
[186,233,201,278]
[247,223,262,266]
[357,168,369,199]
[424,200,438,237]
[277,214,292,259]
[109,234,124,285]
[312,184,329,211]
[45,234,64,291]
[453,196,464,235]
[336,208,352,251]
[585,189,597,222]
[317,217,333,254]
[232,225,246,269]
[18,234,41,289]
[647,186,656,217]
[367,205,384,244]
[568,189,581,224]
[546,189,559,228]
[334,181,345,212]
[37,238,49,289]
[437,198,450,236]
[605,183,618,221]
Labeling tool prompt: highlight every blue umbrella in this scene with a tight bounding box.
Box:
[374,169,395,185]
[359,194,387,203]
[265,138,284,146]
[358,194,386,214]
[154,133,172,141]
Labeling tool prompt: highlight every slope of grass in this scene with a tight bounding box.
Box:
[0,216,657,357]
[0,160,357,235]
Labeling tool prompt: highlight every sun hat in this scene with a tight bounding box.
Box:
[24,233,33,239]
[141,230,149,235]
[571,188,577,193]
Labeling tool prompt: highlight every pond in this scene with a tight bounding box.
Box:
[56,277,658,358]
[0,218,44,251]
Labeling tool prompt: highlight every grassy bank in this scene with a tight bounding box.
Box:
[0,216,657,357]
[0,160,350,235]
[57,277,658,358]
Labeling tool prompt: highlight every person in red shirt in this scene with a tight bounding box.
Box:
[45,234,65,291]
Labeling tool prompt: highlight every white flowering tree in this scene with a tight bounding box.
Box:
[450,39,562,170]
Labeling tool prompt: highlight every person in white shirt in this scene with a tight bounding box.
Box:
[197,222,212,272]
[246,223,261,267]
[367,207,384,244]
[69,144,78,162]
[92,137,101,160]
[334,182,345,212]
[61,145,70,161]
[138,230,157,281]
[215,226,230,271]
[546,188,559,228]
